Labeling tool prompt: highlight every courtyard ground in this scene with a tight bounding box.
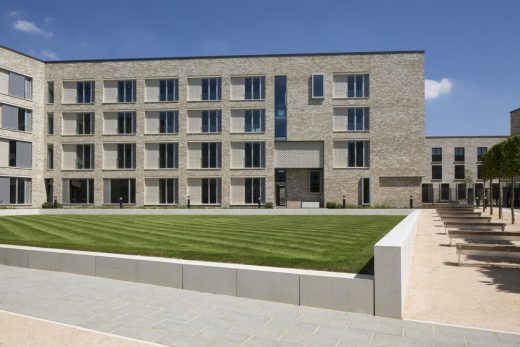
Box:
[0,215,402,273]
[404,209,520,333]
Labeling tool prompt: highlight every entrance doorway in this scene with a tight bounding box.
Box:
[275,169,286,207]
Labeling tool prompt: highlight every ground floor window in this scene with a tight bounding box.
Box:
[159,178,178,204]
[361,177,370,205]
[105,179,135,204]
[245,178,265,204]
[45,178,53,203]
[202,178,221,204]
[1,177,31,204]
[457,183,467,201]
[440,183,450,201]
[64,179,94,204]
[422,184,433,203]
[309,170,321,193]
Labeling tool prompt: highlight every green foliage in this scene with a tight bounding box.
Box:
[0,214,403,273]
[41,202,62,209]
[326,201,339,209]
[264,202,273,209]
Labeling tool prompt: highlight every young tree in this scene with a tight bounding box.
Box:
[501,136,520,224]
[481,149,495,215]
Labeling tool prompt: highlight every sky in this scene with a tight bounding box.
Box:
[0,0,518,136]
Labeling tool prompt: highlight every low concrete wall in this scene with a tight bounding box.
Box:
[0,208,412,216]
[373,209,421,318]
[0,244,374,314]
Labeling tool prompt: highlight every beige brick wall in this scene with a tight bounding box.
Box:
[511,108,520,136]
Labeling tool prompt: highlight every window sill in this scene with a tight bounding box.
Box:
[230,167,266,170]
[333,167,370,170]
[187,132,222,135]
[0,127,32,134]
[332,130,370,133]
[62,102,95,105]
[144,101,179,104]
[144,133,179,136]
[187,168,222,171]
[332,97,370,100]
[2,167,32,170]
[102,102,136,105]
[186,100,222,103]
[103,169,136,171]
[61,169,95,172]
[230,132,266,135]
[102,133,137,136]
[144,168,179,171]
[0,92,32,103]
[62,134,96,137]
[229,99,266,102]
[144,203,179,206]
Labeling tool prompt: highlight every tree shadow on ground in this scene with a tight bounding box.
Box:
[476,266,520,294]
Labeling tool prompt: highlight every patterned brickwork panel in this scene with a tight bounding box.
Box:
[230,142,245,168]
[333,108,348,131]
[230,109,245,133]
[230,177,245,205]
[187,110,202,133]
[333,74,347,98]
[145,111,160,134]
[187,78,202,101]
[230,77,245,100]
[333,141,348,168]
[0,139,8,167]
[62,113,78,135]
[145,79,160,102]
[62,144,77,170]
[62,82,77,104]
[187,178,202,204]
[187,142,202,169]
[104,113,118,134]
[145,143,159,169]
[0,69,8,95]
[103,143,118,169]
[144,178,159,204]
[103,80,118,103]
[274,142,323,168]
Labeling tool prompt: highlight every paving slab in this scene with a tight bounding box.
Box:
[0,264,518,346]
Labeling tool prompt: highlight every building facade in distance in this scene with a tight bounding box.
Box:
[0,45,426,208]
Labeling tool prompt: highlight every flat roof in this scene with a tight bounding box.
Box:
[511,107,520,113]
[0,43,424,64]
[425,135,508,139]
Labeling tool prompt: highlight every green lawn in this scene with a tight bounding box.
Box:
[0,215,403,273]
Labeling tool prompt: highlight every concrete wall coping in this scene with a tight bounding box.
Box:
[374,210,420,246]
[0,208,412,216]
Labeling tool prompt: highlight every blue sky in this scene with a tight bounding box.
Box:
[1,0,518,136]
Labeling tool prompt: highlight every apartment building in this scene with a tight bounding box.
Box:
[0,45,426,208]
[422,136,507,204]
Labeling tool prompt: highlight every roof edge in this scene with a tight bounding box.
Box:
[425,135,509,139]
[1,43,424,64]
[510,107,520,113]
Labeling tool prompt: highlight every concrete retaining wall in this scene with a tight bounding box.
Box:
[373,209,421,318]
[0,208,412,216]
[0,244,374,314]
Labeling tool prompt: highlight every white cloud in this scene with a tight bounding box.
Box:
[425,78,453,100]
[7,10,20,17]
[13,19,53,38]
[40,49,58,60]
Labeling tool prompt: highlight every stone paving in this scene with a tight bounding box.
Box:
[0,265,519,347]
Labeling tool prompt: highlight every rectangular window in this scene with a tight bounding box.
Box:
[274,76,287,140]
[18,108,29,132]
[9,177,29,204]
[245,178,265,204]
[477,147,487,162]
[159,143,178,169]
[159,111,179,134]
[76,144,94,169]
[201,142,221,169]
[311,74,324,98]
[47,81,54,103]
[159,79,179,102]
[1,105,31,132]
[347,108,369,131]
[117,80,136,102]
[347,74,369,98]
[422,184,433,203]
[244,142,265,168]
[117,143,136,169]
[47,144,53,169]
[477,164,483,180]
[69,179,94,204]
[201,110,222,133]
[8,71,32,100]
[454,147,465,162]
[108,179,135,204]
[47,113,54,135]
[347,140,370,168]
[159,178,178,204]
[432,165,442,180]
[455,164,465,179]
[201,78,221,101]
[201,178,221,204]
[244,109,265,133]
[117,112,136,134]
[8,140,16,167]
[77,113,95,135]
[440,183,450,201]
[8,140,31,168]
[309,170,321,193]
[457,183,467,200]
[432,148,442,162]
[361,177,370,205]
[77,81,95,103]
[244,77,265,100]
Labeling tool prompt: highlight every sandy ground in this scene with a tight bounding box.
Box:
[0,310,155,347]
[404,209,520,333]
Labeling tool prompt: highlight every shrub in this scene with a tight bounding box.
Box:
[42,202,62,209]
[264,202,273,209]
[326,201,338,209]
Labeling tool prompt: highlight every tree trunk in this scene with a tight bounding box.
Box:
[511,178,515,224]
[499,180,503,219]
[483,179,487,212]
[490,179,494,215]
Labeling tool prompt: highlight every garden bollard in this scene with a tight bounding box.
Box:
[119,196,123,209]
[409,195,414,208]
[257,197,261,209]
[343,195,346,208]
[187,196,190,209]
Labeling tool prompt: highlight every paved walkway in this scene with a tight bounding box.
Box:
[405,209,520,333]
[0,265,519,346]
